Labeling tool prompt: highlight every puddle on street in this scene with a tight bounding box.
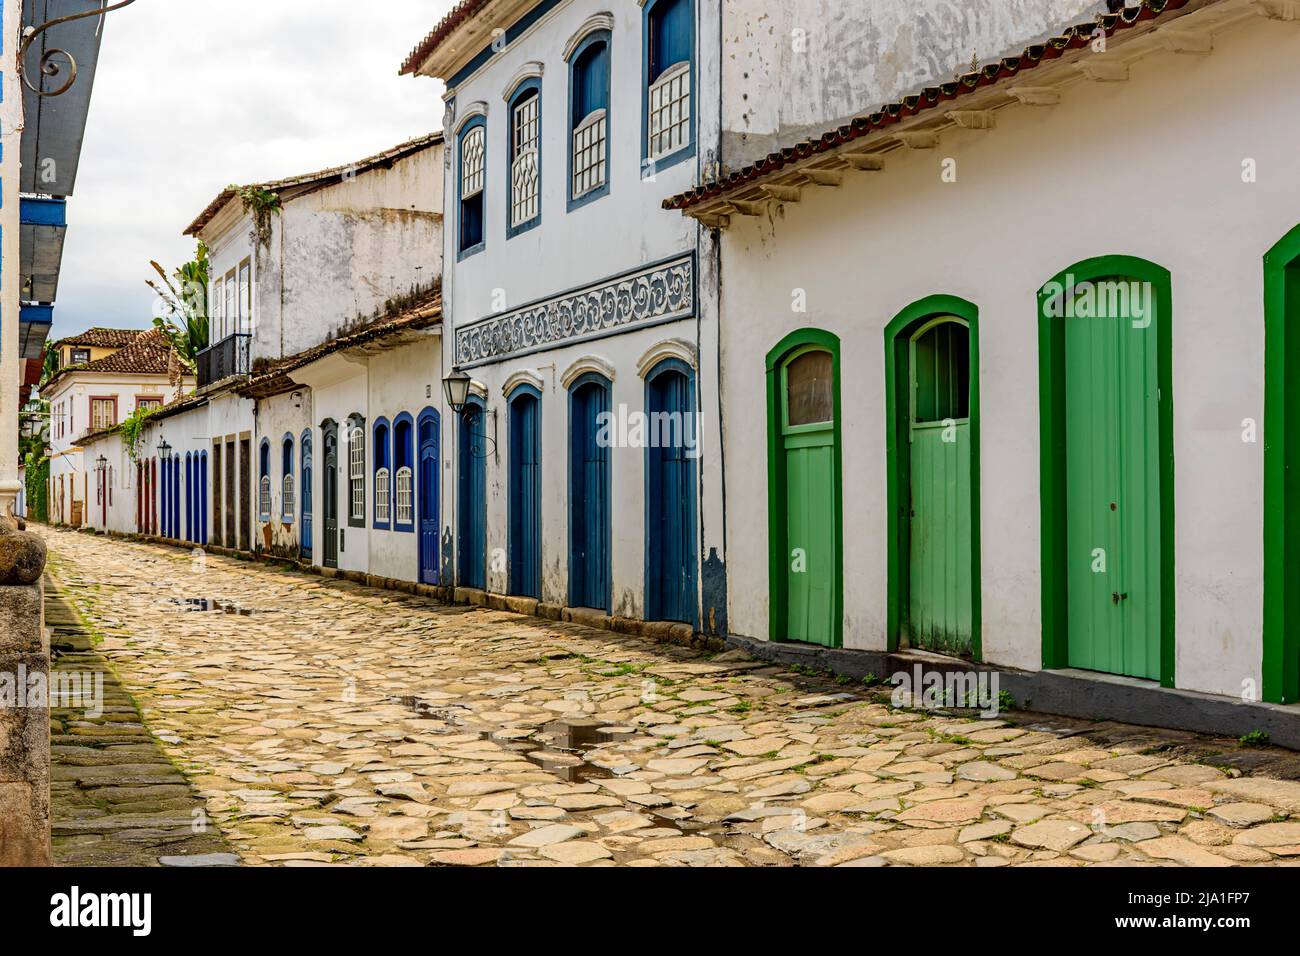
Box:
[171,597,254,615]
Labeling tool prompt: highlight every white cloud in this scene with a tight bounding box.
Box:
[54,0,453,336]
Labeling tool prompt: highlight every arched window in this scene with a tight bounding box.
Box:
[258,439,271,520]
[644,0,693,163]
[373,418,391,529]
[281,434,295,522]
[347,414,366,527]
[458,118,486,255]
[508,81,541,233]
[393,413,414,531]
[569,31,610,206]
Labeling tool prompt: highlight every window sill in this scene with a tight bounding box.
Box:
[643,140,695,178]
[506,216,541,240]
[568,182,610,213]
[457,241,486,262]
[393,523,415,534]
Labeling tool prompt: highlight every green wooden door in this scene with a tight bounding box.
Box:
[907,319,973,655]
[1064,283,1161,679]
[782,349,837,645]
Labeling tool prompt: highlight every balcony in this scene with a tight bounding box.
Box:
[196,333,251,388]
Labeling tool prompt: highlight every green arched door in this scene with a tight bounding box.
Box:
[781,347,838,645]
[907,318,973,655]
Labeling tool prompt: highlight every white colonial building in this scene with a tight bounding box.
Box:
[42,328,191,529]
[665,0,1300,736]
[402,0,726,632]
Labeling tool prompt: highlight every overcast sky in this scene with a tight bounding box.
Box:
[54,0,455,339]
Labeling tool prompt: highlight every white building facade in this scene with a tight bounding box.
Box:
[667,0,1300,725]
[405,0,727,632]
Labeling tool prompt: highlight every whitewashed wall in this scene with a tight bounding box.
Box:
[255,390,312,557]
[717,14,1294,698]
[440,0,725,624]
[366,334,447,582]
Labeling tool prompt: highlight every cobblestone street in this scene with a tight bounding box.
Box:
[42,528,1300,867]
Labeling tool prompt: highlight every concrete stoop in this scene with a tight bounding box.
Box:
[75,526,722,653]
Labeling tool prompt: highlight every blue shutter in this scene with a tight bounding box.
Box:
[649,0,690,80]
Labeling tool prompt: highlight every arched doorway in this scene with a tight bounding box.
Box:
[644,359,696,624]
[508,386,541,599]
[458,396,487,589]
[417,408,440,584]
[321,420,338,568]
[885,296,981,658]
[569,373,610,611]
[1039,256,1173,684]
[765,330,841,647]
[300,430,313,561]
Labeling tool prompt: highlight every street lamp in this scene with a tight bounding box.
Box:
[442,368,495,459]
[442,367,471,414]
[95,455,108,474]
[156,437,172,460]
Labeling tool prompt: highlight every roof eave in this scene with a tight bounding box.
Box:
[667,0,1240,225]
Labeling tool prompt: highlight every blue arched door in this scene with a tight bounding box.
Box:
[172,457,180,539]
[458,397,486,589]
[185,453,193,542]
[646,360,697,623]
[200,451,209,545]
[509,387,541,598]
[301,430,313,561]
[418,408,441,584]
[569,374,610,611]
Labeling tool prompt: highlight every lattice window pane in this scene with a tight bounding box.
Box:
[461,126,486,198]
[91,399,115,431]
[259,476,271,518]
[511,95,540,226]
[282,474,295,518]
[375,467,390,524]
[395,467,413,525]
[572,109,607,199]
[648,62,690,160]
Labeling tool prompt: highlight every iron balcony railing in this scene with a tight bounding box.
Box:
[196,332,251,388]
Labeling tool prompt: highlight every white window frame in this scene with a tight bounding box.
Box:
[224,270,236,340]
[259,475,271,520]
[395,466,413,526]
[238,260,252,335]
[510,94,540,227]
[349,426,365,521]
[461,126,486,200]
[374,467,390,524]
[572,107,607,199]
[282,473,295,520]
[648,60,690,160]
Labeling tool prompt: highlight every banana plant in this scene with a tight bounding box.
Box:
[147,240,210,369]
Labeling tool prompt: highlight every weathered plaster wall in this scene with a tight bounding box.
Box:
[254,144,444,365]
[717,14,1293,698]
[720,0,1105,164]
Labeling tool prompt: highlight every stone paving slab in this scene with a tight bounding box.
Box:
[39,528,1300,868]
[46,581,237,867]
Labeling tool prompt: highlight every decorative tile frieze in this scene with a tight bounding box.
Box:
[455,253,694,367]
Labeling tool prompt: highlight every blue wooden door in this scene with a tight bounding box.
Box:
[569,376,610,611]
[172,458,180,539]
[301,432,313,560]
[200,452,209,545]
[418,409,440,584]
[458,399,486,589]
[509,389,541,598]
[646,362,696,623]
[185,454,193,542]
